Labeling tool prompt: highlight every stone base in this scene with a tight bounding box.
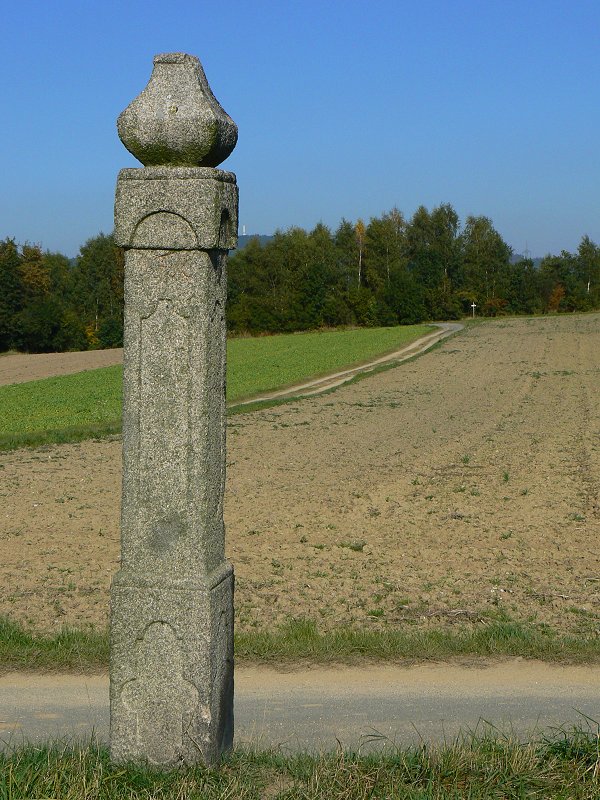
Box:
[109,563,233,766]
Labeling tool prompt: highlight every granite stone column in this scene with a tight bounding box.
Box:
[109,53,237,767]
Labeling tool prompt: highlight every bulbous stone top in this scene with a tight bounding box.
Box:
[117,53,237,168]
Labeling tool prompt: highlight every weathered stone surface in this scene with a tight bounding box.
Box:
[116,244,232,577]
[114,167,238,250]
[117,53,237,168]
[110,568,233,765]
[110,53,237,767]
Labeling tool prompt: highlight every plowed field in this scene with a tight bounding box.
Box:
[1,314,599,637]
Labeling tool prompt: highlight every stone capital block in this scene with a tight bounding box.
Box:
[114,167,238,251]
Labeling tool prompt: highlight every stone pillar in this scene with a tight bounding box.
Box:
[109,53,238,767]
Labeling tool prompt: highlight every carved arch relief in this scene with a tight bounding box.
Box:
[218,209,232,250]
[131,211,198,249]
[120,621,201,765]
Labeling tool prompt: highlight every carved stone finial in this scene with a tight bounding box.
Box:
[117,53,238,167]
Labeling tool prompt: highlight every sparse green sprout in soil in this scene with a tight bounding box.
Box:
[339,540,367,553]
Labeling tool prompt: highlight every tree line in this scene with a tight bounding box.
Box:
[0,234,123,353]
[1,203,599,352]
[227,206,600,333]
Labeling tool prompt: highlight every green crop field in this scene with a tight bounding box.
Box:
[227,324,433,400]
[0,366,124,449]
[0,324,433,450]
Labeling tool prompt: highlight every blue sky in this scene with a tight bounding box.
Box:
[2,0,599,258]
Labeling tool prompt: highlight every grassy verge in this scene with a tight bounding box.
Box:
[2,728,599,799]
[2,616,600,674]
[235,617,600,665]
[0,617,109,673]
[0,325,433,451]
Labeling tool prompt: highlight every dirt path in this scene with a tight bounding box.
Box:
[1,314,599,637]
[2,661,599,750]
[232,322,463,405]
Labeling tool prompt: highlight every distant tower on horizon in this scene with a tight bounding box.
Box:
[242,224,246,236]
[523,241,531,259]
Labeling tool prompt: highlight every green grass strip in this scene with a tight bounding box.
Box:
[2,729,599,798]
[235,617,600,665]
[2,616,599,674]
[0,617,109,673]
[0,325,433,451]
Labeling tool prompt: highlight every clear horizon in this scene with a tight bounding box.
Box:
[2,0,599,260]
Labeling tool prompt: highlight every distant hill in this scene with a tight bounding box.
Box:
[511,253,543,269]
[236,234,273,250]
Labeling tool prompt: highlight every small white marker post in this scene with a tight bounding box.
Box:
[471,302,477,318]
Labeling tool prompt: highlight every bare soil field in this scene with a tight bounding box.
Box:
[1,314,599,637]
[0,348,123,387]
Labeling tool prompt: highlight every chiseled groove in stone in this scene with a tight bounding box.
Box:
[114,172,238,251]
[111,562,234,591]
[117,166,237,182]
